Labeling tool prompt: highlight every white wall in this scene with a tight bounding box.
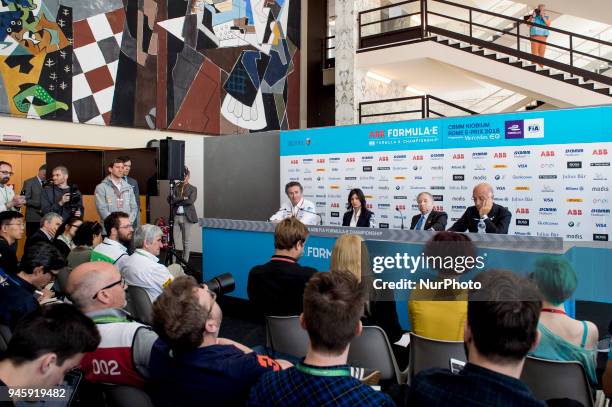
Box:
[0,115,206,253]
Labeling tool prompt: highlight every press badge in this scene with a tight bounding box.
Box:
[117,198,124,209]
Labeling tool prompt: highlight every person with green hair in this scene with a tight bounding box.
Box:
[529,255,599,388]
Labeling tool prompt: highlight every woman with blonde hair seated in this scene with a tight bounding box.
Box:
[408,232,476,341]
[330,234,407,367]
[529,255,598,388]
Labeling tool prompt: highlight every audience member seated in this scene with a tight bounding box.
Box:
[24,212,62,249]
[53,216,83,259]
[66,261,158,388]
[0,243,65,329]
[408,232,476,341]
[331,234,407,368]
[121,224,174,302]
[149,276,291,407]
[0,303,100,404]
[407,269,546,406]
[91,212,133,269]
[248,271,395,407]
[604,339,612,398]
[68,221,104,269]
[529,256,599,388]
[0,211,24,275]
[248,217,317,316]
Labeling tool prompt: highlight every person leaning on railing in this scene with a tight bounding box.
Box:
[528,4,551,67]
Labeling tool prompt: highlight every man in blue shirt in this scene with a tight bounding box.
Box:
[407,269,546,406]
[0,243,65,329]
[248,271,395,407]
[149,276,292,407]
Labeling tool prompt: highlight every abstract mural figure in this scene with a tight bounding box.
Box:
[0,0,300,134]
[157,0,300,134]
[13,82,67,114]
[0,0,72,119]
[220,0,295,130]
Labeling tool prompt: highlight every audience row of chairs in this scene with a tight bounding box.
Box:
[0,284,597,407]
[266,315,596,407]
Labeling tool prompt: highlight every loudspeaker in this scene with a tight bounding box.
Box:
[158,138,185,181]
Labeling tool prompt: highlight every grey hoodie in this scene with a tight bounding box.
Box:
[94,176,138,223]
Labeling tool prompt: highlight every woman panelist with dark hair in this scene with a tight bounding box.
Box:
[342,188,375,227]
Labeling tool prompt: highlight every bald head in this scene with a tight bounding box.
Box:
[472,183,494,211]
[67,262,126,312]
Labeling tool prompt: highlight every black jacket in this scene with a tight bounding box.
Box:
[53,239,71,259]
[171,182,198,223]
[342,209,374,227]
[22,176,44,223]
[41,185,84,221]
[0,237,18,275]
[449,203,511,234]
[410,211,448,231]
[247,255,317,317]
[25,229,52,249]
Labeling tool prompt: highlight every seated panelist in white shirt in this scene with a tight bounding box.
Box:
[342,188,375,228]
[269,182,318,226]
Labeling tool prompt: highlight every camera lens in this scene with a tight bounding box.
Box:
[204,273,235,296]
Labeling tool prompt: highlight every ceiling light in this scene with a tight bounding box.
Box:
[405,86,425,95]
[366,71,392,84]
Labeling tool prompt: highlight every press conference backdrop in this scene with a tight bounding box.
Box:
[280,106,611,242]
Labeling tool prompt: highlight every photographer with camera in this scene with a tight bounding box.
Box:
[528,4,551,67]
[41,166,84,221]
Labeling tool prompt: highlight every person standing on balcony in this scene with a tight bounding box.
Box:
[528,4,551,67]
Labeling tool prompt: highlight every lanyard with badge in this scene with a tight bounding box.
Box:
[92,315,130,324]
[0,267,20,287]
[295,363,351,377]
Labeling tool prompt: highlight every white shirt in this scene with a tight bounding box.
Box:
[348,208,376,228]
[121,249,174,302]
[0,184,15,212]
[269,198,318,225]
[111,177,123,191]
[350,209,361,227]
[92,238,130,270]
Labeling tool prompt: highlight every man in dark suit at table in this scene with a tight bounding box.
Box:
[410,192,447,231]
[449,183,511,234]
[22,164,46,238]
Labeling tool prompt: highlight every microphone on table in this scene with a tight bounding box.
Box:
[298,207,323,225]
[395,206,405,230]
[268,208,289,222]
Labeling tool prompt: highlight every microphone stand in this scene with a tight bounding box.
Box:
[165,246,201,280]
[396,207,405,230]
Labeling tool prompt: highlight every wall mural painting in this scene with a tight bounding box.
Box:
[0,0,301,135]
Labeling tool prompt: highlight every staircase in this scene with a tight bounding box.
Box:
[355,0,612,101]
[433,36,612,97]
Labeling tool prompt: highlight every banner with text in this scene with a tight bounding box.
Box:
[280,106,611,241]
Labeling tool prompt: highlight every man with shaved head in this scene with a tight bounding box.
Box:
[66,262,158,389]
[449,183,511,234]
